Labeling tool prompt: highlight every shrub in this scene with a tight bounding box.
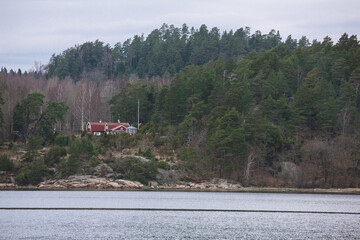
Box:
[117,133,139,149]
[14,174,28,185]
[58,154,80,176]
[159,145,173,155]
[9,142,18,151]
[70,138,95,160]
[44,146,67,166]
[105,156,116,163]
[157,161,169,170]
[178,147,197,170]
[0,154,14,171]
[98,133,110,148]
[8,141,14,150]
[26,135,44,152]
[23,135,44,162]
[117,157,157,185]
[55,135,69,147]
[81,130,87,138]
[138,148,155,160]
[153,135,165,147]
[15,158,49,185]
[8,141,17,151]
[95,144,107,156]
[89,156,100,167]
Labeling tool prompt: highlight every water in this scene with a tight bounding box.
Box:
[0,191,359,239]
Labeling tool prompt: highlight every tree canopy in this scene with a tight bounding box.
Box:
[13,92,69,143]
[46,24,289,80]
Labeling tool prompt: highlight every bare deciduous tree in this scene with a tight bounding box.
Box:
[73,79,90,131]
[338,107,351,135]
[244,151,256,186]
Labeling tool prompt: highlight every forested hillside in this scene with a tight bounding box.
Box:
[1,24,360,188]
[46,24,290,80]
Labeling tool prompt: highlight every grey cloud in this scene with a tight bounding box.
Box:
[1,0,359,71]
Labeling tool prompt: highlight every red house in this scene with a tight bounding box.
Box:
[86,121,137,135]
[108,122,130,133]
[86,121,107,135]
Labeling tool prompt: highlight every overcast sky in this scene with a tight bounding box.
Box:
[1,0,359,71]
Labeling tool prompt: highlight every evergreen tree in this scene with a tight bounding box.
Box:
[13,93,68,143]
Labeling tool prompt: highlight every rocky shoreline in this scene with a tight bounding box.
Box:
[0,175,242,191]
[1,175,360,194]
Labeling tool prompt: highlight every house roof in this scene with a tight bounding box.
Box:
[88,122,106,132]
[108,122,130,130]
[88,121,131,132]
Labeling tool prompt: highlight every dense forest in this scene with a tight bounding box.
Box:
[46,24,294,80]
[1,24,360,188]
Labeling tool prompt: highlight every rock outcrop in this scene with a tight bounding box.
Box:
[163,178,242,191]
[37,175,144,189]
[0,183,16,189]
[35,175,242,191]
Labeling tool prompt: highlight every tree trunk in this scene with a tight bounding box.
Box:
[244,152,256,186]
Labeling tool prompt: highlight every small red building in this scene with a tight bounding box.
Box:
[86,121,107,135]
[86,121,137,135]
[108,122,130,133]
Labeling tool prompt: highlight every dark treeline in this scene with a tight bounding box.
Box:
[46,24,307,80]
[1,24,360,188]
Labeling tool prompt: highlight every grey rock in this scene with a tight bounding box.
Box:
[134,156,150,163]
[148,181,158,187]
[94,163,113,175]
[210,178,228,185]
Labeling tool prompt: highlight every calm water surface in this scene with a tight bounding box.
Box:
[0,191,359,239]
